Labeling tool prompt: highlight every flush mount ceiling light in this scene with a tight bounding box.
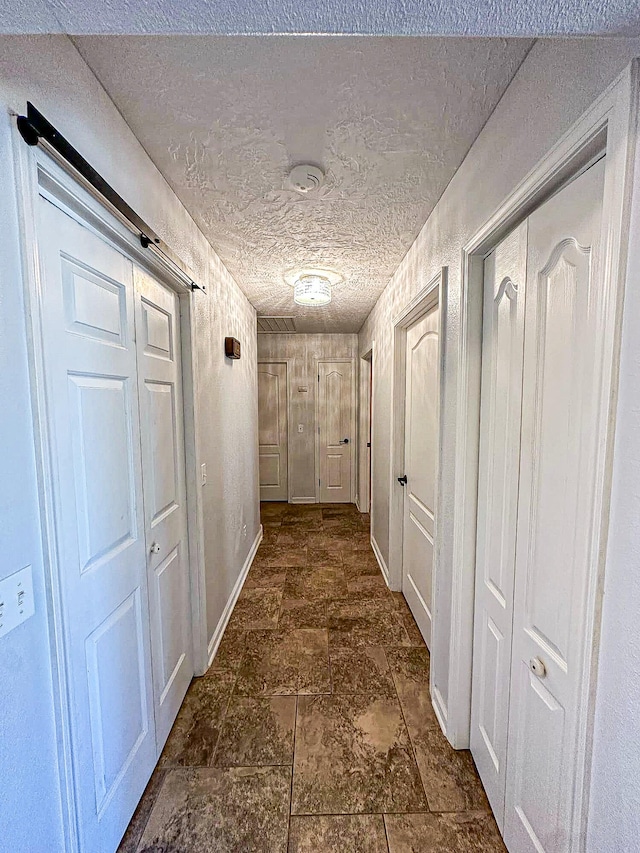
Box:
[294,274,332,306]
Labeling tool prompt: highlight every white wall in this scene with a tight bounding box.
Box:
[587,121,640,851]
[0,35,259,850]
[358,36,640,847]
[257,334,358,501]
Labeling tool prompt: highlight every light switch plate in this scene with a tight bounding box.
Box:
[201,462,207,486]
[0,565,35,639]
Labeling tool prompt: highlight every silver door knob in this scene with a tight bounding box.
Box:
[150,542,161,554]
[529,657,547,678]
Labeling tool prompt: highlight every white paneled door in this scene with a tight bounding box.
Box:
[258,362,289,501]
[38,198,157,853]
[38,198,193,852]
[471,159,606,853]
[134,268,192,748]
[471,221,528,826]
[401,304,440,648]
[318,361,353,503]
[505,160,605,853]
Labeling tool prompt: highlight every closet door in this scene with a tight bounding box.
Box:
[134,267,193,749]
[37,198,157,853]
[470,222,528,826]
[504,159,605,852]
[258,362,289,501]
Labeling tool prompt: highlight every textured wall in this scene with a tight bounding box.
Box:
[257,334,357,500]
[358,36,640,847]
[0,35,259,849]
[2,0,640,35]
[195,255,260,641]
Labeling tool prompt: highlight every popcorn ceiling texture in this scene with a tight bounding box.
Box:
[2,0,640,35]
[73,36,532,332]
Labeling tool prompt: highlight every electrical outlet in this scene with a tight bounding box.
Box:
[201,463,207,486]
[298,424,304,433]
[0,566,35,639]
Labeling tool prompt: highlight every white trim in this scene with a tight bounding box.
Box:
[207,525,263,668]
[257,358,293,503]
[370,533,390,587]
[290,496,317,504]
[12,138,209,851]
[445,61,638,851]
[388,270,446,591]
[314,357,357,504]
[358,348,373,516]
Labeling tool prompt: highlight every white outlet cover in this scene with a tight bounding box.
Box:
[298,424,304,433]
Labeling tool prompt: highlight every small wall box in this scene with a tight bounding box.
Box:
[225,337,241,359]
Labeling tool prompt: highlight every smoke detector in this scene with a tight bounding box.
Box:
[287,164,324,195]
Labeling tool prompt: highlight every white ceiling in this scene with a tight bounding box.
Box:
[75,36,532,331]
[3,0,640,35]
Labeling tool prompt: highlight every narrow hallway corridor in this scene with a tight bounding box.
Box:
[119,504,505,852]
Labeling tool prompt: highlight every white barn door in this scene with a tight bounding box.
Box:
[401,304,440,648]
[134,267,192,749]
[258,362,289,501]
[38,198,157,853]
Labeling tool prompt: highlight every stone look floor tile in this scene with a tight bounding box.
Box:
[206,630,247,673]
[117,767,167,853]
[213,696,296,767]
[327,603,411,648]
[235,629,330,696]
[229,587,282,630]
[120,502,495,851]
[288,815,388,853]
[244,563,288,589]
[329,646,396,696]
[411,725,491,812]
[385,647,439,733]
[279,598,328,629]
[385,812,506,852]
[292,693,427,814]
[137,766,291,853]
[159,673,236,768]
[284,566,348,601]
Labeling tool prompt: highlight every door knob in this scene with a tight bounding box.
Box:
[529,657,547,678]
[150,542,161,554]
[398,475,408,486]
[340,438,349,444]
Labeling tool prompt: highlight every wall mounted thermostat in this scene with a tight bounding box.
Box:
[224,337,241,359]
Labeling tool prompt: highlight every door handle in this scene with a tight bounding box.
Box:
[150,542,161,555]
[340,438,349,444]
[529,656,547,678]
[398,475,408,486]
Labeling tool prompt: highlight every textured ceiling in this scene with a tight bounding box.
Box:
[74,37,533,332]
[2,0,640,35]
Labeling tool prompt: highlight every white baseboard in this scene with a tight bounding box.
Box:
[207,525,263,669]
[370,533,390,587]
[290,496,317,504]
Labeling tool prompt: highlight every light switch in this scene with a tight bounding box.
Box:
[0,565,35,639]
[201,463,207,486]
[298,424,304,433]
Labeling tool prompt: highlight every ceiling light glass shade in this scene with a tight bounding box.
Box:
[293,274,332,306]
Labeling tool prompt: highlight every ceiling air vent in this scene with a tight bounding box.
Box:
[257,316,297,333]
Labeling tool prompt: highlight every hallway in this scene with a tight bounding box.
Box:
[119,504,504,852]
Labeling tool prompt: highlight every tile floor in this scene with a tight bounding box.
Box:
[119,503,506,852]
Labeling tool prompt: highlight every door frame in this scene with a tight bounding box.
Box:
[444,61,639,846]
[358,348,373,515]
[257,358,293,503]
[388,269,447,594]
[12,137,208,853]
[314,357,357,504]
